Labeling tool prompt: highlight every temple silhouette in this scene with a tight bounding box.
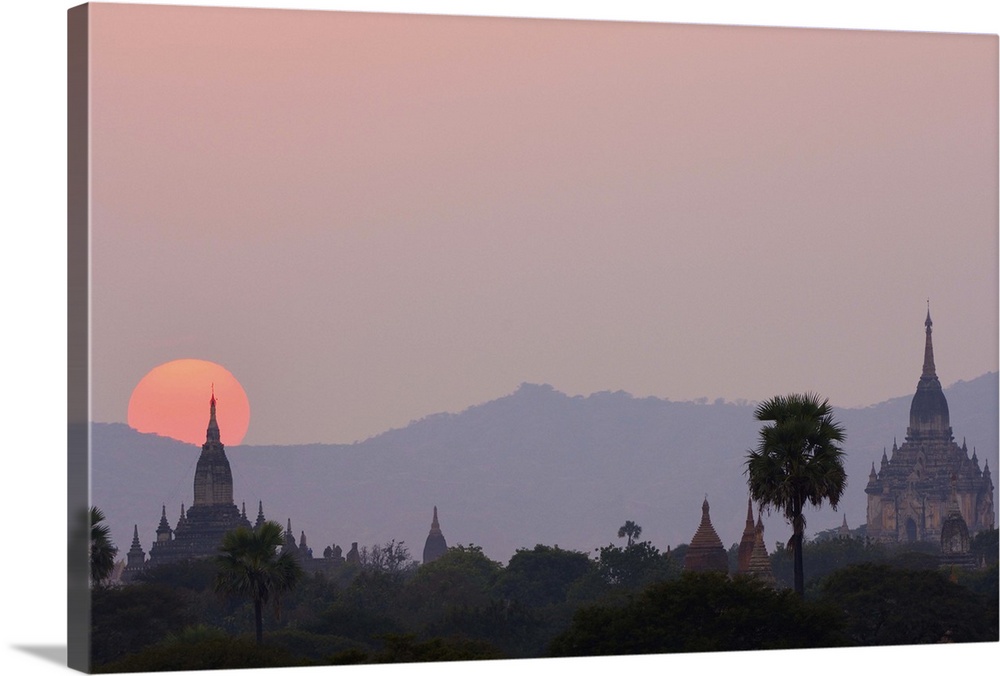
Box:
[119,308,994,582]
[865,309,995,558]
[122,391,448,581]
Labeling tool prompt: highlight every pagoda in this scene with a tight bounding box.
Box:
[865,309,995,543]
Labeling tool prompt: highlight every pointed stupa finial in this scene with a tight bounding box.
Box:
[745,495,754,526]
[922,303,937,378]
[423,506,447,563]
[206,387,221,445]
[255,500,265,529]
[132,524,140,544]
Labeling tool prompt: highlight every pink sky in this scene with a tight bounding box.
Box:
[88,4,997,444]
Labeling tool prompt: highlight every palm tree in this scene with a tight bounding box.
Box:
[744,393,846,596]
[214,521,303,645]
[617,520,642,547]
[90,506,118,587]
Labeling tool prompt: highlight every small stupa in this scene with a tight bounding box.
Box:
[422,506,448,564]
[683,497,729,574]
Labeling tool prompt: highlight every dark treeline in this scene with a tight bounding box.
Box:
[91,526,999,672]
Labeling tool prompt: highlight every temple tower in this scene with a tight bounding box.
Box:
[121,525,147,582]
[736,496,756,574]
[148,393,252,566]
[130,391,353,578]
[865,309,996,543]
[683,497,729,574]
[192,389,235,506]
[906,309,952,441]
[422,506,448,564]
[346,542,361,566]
[154,505,173,543]
[746,513,775,586]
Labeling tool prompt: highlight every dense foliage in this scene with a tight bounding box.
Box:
[550,572,847,655]
[91,527,998,671]
[818,563,998,645]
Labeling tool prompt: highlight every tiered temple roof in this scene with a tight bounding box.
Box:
[736,497,756,574]
[683,497,729,574]
[746,513,775,586]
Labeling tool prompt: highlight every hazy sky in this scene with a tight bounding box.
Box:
[87,3,998,445]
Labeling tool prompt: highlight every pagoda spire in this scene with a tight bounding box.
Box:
[255,500,265,529]
[155,505,173,543]
[206,385,221,444]
[922,304,937,378]
[746,511,774,586]
[124,524,147,574]
[193,389,234,506]
[737,495,757,574]
[422,505,448,564]
[908,306,951,439]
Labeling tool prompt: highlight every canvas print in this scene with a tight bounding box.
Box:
[68,2,999,673]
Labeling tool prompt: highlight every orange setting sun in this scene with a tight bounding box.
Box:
[127,359,250,446]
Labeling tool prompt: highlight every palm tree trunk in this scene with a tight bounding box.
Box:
[254,598,263,645]
[792,513,805,596]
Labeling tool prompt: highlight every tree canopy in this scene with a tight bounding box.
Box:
[819,563,998,645]
[550,572,845,656]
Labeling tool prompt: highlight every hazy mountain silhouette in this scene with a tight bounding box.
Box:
[92,373,998,565]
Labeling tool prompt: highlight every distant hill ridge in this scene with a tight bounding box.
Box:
[92,372,998,565]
